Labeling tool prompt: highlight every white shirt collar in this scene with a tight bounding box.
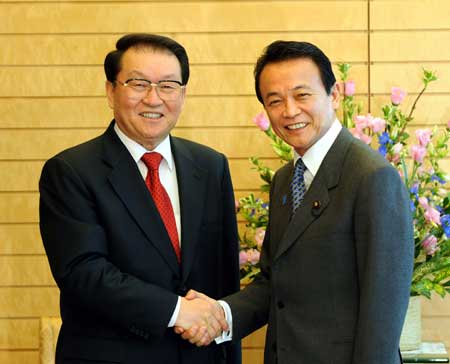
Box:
[293,119,342,177]
[113,123,174,170]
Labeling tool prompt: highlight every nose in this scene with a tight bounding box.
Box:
[283,97,301,118]
[142,85,163,105]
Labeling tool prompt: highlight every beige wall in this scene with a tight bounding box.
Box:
[0,1,449,363]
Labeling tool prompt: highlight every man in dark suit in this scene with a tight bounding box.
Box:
[39,33,241,364]
[181,41,414,364]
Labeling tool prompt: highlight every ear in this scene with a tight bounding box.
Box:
[179,85,187,106]
[330,82,341,110]
[105,81,115,109]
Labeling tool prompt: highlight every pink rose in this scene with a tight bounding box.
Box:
[239,251,248,267]
[246,249,261,265]
[422,235,439,255]
[360,134,372,145]
[254,228,266,248]
[389,142,403,163]
[410,144,426,163]
[415,129,432,147]
[392,143,403,155]
[368,117,386,133]
[253,112,270,131]
[418,197,429,209]
[424,206,441,225]
[391,87,407,105]
[344,80,356,96]
[447,120,450,129]
[355,115,370,131]
[350,127,372,145]
[416,166,425,177]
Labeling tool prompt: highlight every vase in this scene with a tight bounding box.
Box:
[400,296,422,351]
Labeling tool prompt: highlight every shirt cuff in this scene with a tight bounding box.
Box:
[215,300,233,343]
[167,296,181,327]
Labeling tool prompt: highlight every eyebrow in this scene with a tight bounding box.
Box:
[127,70,179,80]
[265,84,312,99]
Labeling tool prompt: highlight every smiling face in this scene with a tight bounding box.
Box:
[260,57,340,156]
[106,47,185,150]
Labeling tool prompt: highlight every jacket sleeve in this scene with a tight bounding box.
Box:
[219,154,243,364]
[352,164,414,364]
[223,168,277,341]
[39,156,179,339]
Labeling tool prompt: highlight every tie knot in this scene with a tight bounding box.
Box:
[141,152,163,170]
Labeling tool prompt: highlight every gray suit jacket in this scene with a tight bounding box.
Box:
[225,128,414,364]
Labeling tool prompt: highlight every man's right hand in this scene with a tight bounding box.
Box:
[174,290,228,346]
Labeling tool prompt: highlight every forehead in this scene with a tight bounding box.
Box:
[120,47,181,77]
[259,58,324,93]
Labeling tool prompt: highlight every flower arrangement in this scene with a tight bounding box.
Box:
[237,65,450,298]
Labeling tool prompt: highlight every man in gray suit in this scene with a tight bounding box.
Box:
[178,41,414,364]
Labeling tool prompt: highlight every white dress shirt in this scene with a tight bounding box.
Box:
[113,124,182,327]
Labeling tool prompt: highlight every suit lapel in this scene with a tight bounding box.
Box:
[102,123,180,276]
[274,128,354,260]
[171,137,208,282]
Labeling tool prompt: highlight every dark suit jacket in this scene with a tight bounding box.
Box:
[225,128,414,364]
[39,121,241,364]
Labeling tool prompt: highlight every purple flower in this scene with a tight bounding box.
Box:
[378,144,388,157]
[391,87,407,105]
[422,235,439,255]
[410,145,427,163]
[410,184,419,199]
[415,129,432,147]
[253,112,270,131]
[441,215,450,237]
[431,175,446,184]
[378,132,393,145]
[344,80,356,96]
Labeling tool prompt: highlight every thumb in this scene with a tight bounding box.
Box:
[185,289,199,300]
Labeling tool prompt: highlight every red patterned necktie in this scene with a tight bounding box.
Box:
[141,152,181,263]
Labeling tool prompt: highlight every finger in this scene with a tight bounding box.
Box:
[206,316,221,340]
[197,330,214,347]
[174,326,184,335]
[188,325,208,344]
[181,325,198,340]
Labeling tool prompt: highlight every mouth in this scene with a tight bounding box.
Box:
[139,112,163,119]
[286,122,308,130]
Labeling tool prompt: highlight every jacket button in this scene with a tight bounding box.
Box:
[277,301,285,309]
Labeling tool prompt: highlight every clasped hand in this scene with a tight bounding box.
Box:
[174,290,227,346]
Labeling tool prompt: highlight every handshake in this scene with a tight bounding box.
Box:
[174,289,229,347]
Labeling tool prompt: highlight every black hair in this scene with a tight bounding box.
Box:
[104,33,189,85]
[254,40,336,103]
